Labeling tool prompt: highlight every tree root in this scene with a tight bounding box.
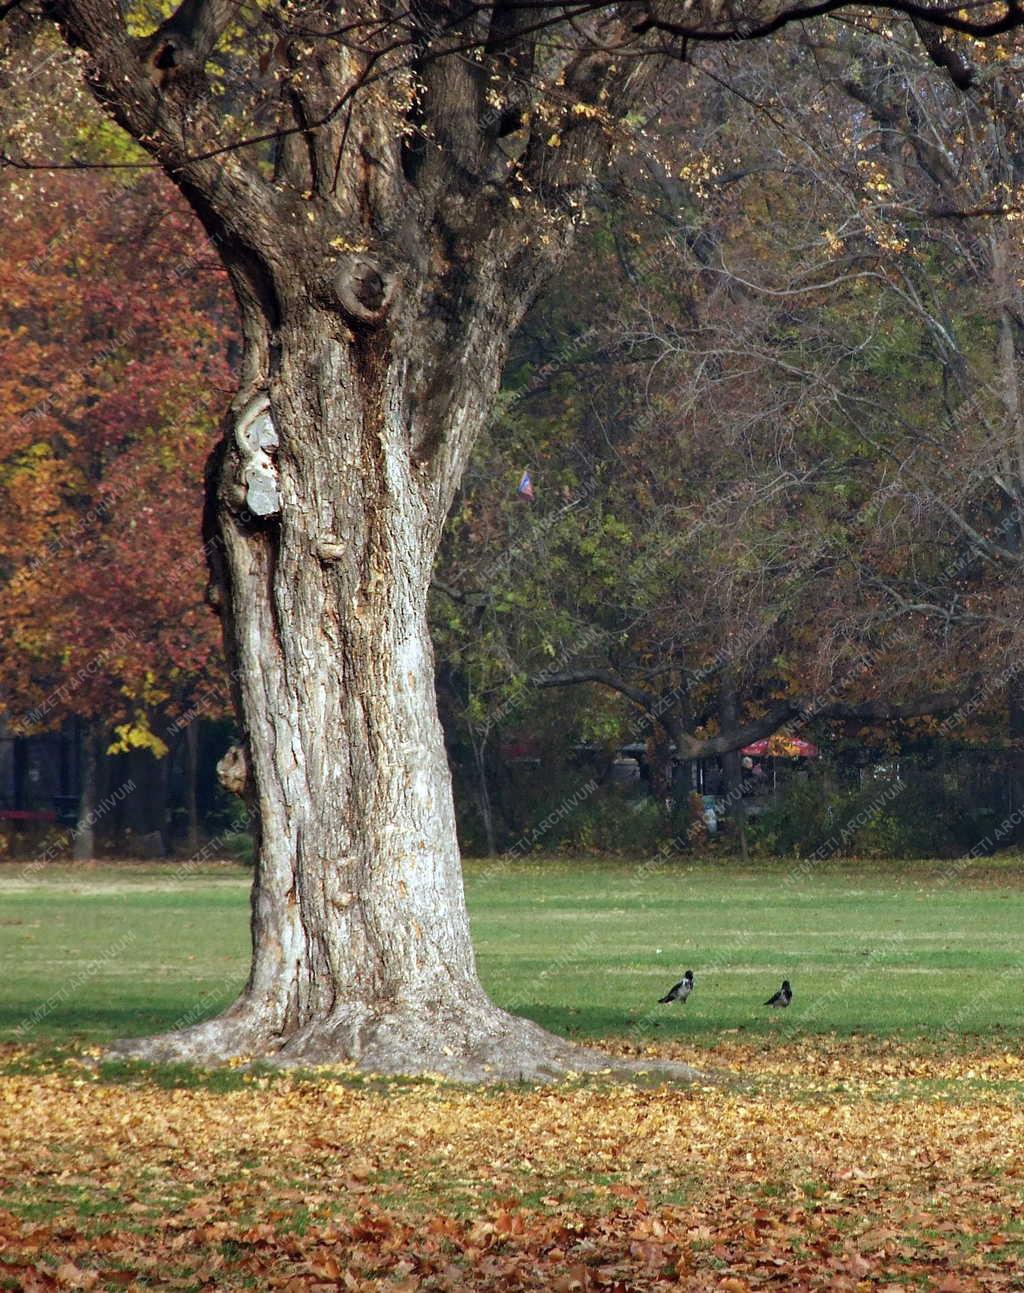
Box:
[106,997,701,1085]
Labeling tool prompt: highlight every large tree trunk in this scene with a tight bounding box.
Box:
[217,331,490,1068]
[114,302,692,1082]
[52,0,688,1081]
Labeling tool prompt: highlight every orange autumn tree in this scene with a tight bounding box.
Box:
[0,164,236,853]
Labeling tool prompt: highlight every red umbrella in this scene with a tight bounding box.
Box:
[742,735,819,759]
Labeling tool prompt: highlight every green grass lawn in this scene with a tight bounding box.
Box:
[3,857,1024,1290]
[1,854,1023,1051]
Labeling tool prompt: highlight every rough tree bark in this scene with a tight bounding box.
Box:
[40,0,702,1081]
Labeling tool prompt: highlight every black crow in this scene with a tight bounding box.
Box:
[764,979,792,1008]
[658,970,694,1004]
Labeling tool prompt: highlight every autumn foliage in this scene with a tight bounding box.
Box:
[1,1038,1022,1290]
[0,167,235,747]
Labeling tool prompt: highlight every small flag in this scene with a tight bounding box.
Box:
[516,470,535,501]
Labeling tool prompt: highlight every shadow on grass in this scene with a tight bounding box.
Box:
[0,1001,233,1043]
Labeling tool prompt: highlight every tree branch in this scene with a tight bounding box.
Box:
[536,667,661,715]
[635,0,1024,44]
[46,0,288,249]
[142,0,237,77]
[910,15,976,88]
[539,668,966,758]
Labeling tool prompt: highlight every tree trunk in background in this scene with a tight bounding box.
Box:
[1009,673,1024,840]
[992,231,1024,841]
[646,729,676,811]
[73,719,98,862]
[184,722,201,855]
[12,736,28,812]
[468,725,496,858]
[720,676,749,863]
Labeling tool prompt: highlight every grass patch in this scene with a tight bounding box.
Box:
[466,853,1024,1045]
[3,857,1024,1287]
[2,854,1024,1051]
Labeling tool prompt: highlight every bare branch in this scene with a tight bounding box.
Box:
[635,0,1024,44]
[538,671,966,759]
[141,0,238,76]
[910,15,977,88]
[536,667,661,715]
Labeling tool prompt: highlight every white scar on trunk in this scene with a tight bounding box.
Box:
[234,394,281,518]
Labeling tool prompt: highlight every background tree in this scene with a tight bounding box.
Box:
[435,21,1024,850]
[532,34,970,760]
[804,25,1024,829]
[0,159,235,854]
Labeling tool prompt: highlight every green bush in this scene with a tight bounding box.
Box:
[454,755,673,856]
[748,770,998,859]
[561,792,666,855]
[218,828,256,866]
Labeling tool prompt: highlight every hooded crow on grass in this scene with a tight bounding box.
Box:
[659,970,695,1004]
[764,979,792,1008]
